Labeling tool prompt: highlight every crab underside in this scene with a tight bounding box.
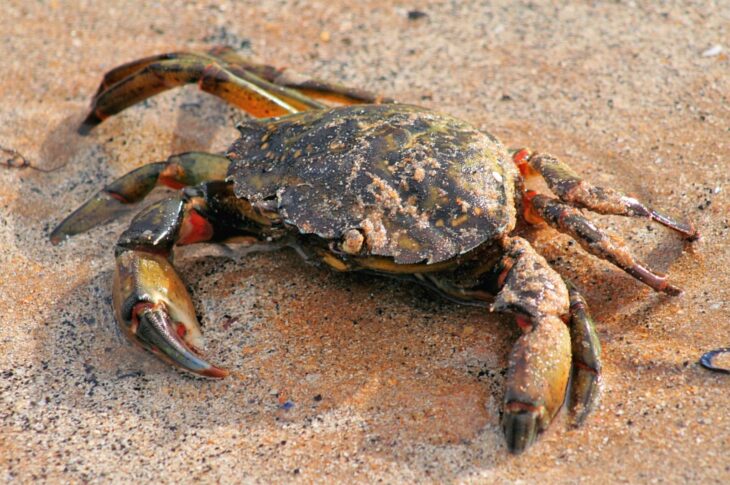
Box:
[50,46,698,453]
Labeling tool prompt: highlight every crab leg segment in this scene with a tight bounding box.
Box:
[93,50,326,113]
[514,149,699,241]
[89,51,190,98]
[113,186,235,378]
[526,193,682,295]
[80,48,393,134]
[78,55,315,134]
[492,236,572,453]
[50,152,229,244]
[565,282,602,425]
[208,46,395,106]
[200,63,326,113]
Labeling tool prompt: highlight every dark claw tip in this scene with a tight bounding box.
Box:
[49,227,67,245]
[78,112,104,135]
[503,409,538,454]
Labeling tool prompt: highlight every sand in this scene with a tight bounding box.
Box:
[1,1,728,482]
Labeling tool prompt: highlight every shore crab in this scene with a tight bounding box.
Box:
[50,47,698,453]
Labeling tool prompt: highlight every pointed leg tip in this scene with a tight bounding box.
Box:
[570,370,601,428]
[676,220,700,242]
[78,112,104,135]
[198,365,230,379]
[48,194,131,243]
[685,226,701,242]
[662,283,683,297]
[625,264,684,296]
[49,224,72,245]
[49,233,64,246]
[649,210,701,242]
[77,123,95,136]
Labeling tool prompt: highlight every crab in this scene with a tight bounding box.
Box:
[50,47,698,453]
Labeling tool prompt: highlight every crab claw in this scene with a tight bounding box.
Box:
[113,250,228,378]
[501,315,572,454]
[503,402,550,454]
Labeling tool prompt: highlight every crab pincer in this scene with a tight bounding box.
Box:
[113,250,228,378]
[107,191,234,379]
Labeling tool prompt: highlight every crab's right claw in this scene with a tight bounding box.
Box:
[113,250,228,378]
[500,316,572,454]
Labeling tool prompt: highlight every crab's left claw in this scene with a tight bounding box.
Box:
[113,250,228,378]
[49,152,231,244]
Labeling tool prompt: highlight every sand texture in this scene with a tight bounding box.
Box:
[1,1,728,483]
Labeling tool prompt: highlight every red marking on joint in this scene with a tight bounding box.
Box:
[522,190,543,225]
[199,63,219,89]
[94,109,109,121]
[202,63,225,81]
[176,322,187,338]
[130,302,155,334]
[515,315,533,332]
[505,400,542,414]
[159,177,185,190]
[570,300,587,312]
[512,148,536,178]
[179,209,214,245]
[573,361,599,374]
[556,208,571,227]
[497,259,515,288]
[512,148,530,165]
[159,164,186,189]
[106,190,130,203]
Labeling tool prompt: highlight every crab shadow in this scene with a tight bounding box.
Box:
[27,228,694,475]
[28,245,517,471]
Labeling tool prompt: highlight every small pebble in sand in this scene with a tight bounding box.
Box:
[700,45,723,57]
[407,10,428,20]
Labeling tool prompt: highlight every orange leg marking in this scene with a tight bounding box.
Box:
[512,148,538,178]
[515,315,533,332]
[522,190,544,225]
